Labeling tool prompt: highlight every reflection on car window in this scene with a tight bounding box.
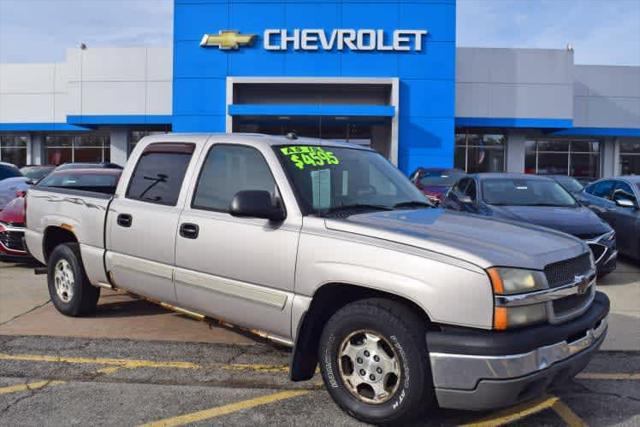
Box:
[126,151,192,206]
[192,145,277,212]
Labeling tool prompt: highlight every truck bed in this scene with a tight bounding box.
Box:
[25,187,114,285]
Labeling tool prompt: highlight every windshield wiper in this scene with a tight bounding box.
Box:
[321,204,392,217]
[392,200,434,209]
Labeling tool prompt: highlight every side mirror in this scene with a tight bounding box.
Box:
[230,190,285,222]
[614,198,636,209]
[457,194,473,204]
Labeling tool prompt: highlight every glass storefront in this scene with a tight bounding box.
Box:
[129,129,170,155]
[454,131,506,173]
[619,140,640,175]
[45,133,110,165]
[525,139,600,179]
[0,135,28,167]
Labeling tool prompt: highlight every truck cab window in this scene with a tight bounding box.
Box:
[192,144,278,212]
[126,145,194,206]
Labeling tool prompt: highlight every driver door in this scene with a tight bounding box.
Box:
[610,181,639,255]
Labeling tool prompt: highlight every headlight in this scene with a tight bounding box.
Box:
[494,304,547,330]
[487,267,546,295]
[487,267,548,330]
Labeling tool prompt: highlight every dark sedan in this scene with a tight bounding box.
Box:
[578,176,640,260]
[443,173,617,276]
[409,167,465,205]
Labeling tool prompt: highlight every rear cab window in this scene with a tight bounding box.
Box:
[126,143,195,206]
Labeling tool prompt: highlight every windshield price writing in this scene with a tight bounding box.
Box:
[280,146,340,170]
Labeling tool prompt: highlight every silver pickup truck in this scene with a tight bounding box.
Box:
[25,133,609,424]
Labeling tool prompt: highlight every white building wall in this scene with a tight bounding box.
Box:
[456,48,574,120]
[0,46,173,124]
[573,65,640,129]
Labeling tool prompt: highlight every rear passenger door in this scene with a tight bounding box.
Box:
[174,143,301,338]
[105,143,196,303]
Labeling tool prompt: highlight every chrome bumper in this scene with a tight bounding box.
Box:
[429,316,607,390]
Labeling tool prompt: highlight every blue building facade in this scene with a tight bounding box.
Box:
[172,0,456,173]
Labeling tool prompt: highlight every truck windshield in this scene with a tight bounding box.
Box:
[275,145,430,216]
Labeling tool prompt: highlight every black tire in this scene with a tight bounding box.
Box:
[318,298,435,425]
[47,243,100,316]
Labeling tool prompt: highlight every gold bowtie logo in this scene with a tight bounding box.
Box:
[200,30,256,50]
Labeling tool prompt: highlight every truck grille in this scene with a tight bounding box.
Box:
[552,286,594,318]
[0,230,26,252]
[544,253,592,288]
[544,252,595,323]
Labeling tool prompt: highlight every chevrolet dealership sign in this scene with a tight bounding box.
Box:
[201,29,428,52]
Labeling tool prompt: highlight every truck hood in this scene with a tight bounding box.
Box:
[488,205,610,238]
[325,209,586,270]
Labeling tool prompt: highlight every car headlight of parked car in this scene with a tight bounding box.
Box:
[487,268,548,330]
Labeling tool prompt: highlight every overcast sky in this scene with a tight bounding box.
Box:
[0,0,638,65]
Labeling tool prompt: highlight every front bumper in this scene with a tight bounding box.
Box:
[427,292,609,411]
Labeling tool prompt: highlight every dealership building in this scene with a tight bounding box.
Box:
[0,0,639,179]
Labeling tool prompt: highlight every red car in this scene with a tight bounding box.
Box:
[0,196,27,257]
[0,168,122,259]
[409,167,466,206]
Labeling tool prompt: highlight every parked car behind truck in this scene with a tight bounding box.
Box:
[443,173,617,276]
[578,176,640,260]
[0,168,122,260]
[25,134,609,424]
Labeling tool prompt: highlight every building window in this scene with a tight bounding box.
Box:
[525,139,600,179]
[454,131,505,173]
[0,135,28,167]
[45,133,110,165]
[619,140,640,175]
[129,129,170,155]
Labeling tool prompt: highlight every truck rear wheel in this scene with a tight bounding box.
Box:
[318,298,435,425]
[47,243,100,316]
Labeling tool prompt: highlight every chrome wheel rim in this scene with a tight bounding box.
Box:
[54,259,74,303]
[337,330,401,404]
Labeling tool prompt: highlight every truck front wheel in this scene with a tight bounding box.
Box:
[318,298,435,425]
[47,243,100,316]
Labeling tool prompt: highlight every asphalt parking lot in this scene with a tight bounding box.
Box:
[1,257,639,426]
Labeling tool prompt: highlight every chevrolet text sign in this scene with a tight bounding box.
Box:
[201,29,428,52]
[264,29,428,51]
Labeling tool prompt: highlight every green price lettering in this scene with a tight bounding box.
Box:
[281,146,340,170]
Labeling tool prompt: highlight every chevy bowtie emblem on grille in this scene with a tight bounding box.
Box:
[200,30,256,50]
[575,275,590,295]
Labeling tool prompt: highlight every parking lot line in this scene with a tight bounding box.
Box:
[0,352,200,369]
[551,399,588,427]
[462,395,586,427]
[0,380,65,395]
[0,352,290,373]
[461,396,559,427]
[139,390,310,427]
[577,372,640,380]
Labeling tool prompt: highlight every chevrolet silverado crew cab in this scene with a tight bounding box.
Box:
[25,133,609,424]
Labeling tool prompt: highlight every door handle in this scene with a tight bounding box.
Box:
[117,213,132,228]
[179,223,199,239]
